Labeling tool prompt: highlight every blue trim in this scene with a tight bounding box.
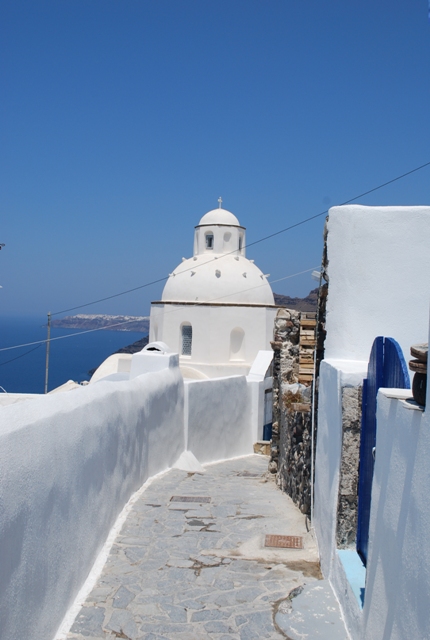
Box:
[356,336,409,566]
[337,549,366,608]
[263,423,272,441]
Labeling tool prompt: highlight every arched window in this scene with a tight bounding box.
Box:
[238,234,244,253]
[181,323,192,356]
[205,233,214,249]
[230,327,245,361]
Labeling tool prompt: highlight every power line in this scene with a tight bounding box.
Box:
[245,159,430,250]
[0,266,319,354]
[50,160,430,317]
[0,317,150,353]
[51,276,169,317]
[0,343,43,366]
[2,158,427,367]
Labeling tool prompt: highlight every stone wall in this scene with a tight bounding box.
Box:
[270,309,314,515]
[278,400,313,515]
[270,219,329,517]
[336,385,362,548]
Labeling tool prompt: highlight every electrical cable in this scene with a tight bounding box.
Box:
[0,266,319,353]
[1,160,429,355]
[0,343,43,366]
[245,159,430,250]
[50,159,430,317]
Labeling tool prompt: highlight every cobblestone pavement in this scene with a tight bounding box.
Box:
[67,455,347,640]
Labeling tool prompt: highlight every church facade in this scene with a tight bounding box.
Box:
[149,205,278,379]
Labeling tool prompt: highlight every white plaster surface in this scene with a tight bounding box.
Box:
[89,353,132,384]
[313,359,343,577]
[129,350,179,378]
[185,375,253,464]
[150,206,277,379]
[315,238,430,640]
[324,205,430,375]
[162,254,274,305]
[0,367,184,640]
[362,386,430,639]
[247,349,273,380]
[0,392,43,406]
[150,302,276,379]
[162,207,273,305]
[172,449,205,473]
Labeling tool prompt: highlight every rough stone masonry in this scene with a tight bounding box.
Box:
[270,309,314,516]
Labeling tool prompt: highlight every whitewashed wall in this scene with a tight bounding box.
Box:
[313,359,368,638]
[324,205,430,375]
[314,359,367,573]
[314,204,430,638]
[362,380,430,639]
[185,375,253,463]
[0,369,184,640]
[150,302,277,379]
[313,360,343,575]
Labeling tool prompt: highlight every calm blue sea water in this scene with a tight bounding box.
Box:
[0,316,147,394]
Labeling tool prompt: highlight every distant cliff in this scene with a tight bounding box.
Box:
[52,314,149,333]
[273,288,318,312]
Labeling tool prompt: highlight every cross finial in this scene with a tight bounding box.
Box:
[218,197,222,209]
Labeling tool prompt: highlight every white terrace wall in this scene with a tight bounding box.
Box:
[185,375,252,464]
[0,368,184,640]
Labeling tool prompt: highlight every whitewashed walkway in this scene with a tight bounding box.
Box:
[66,456,348,640]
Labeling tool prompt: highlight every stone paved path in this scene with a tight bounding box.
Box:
[67,455,348,640]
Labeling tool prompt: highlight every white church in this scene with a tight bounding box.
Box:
[89,202,277,444]
[0,203,282,640]
[149,202,278,379]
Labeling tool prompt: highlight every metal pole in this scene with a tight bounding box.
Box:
[44,312,51,394]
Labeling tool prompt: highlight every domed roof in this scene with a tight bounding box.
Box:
[161,254,274,305]
[198,208,241,227]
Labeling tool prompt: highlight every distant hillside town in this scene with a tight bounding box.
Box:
[52,314,150,333]
[52,290,317,336]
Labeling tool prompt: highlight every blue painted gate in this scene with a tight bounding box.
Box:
[356,336,409,566]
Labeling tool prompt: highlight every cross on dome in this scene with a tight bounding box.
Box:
[218,197,222,209]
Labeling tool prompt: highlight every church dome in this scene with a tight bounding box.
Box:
[159,204,275,306]
[161,254,275,305]
[198,208,241,227]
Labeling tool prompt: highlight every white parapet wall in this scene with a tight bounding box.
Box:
[0,339,268,640]
[361,383,430,640]
[185,375,253,464]
[0,367,184,640]
[313,358,367,638]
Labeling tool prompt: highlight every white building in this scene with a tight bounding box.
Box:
[149,205,278,379]
[314,204,430,640]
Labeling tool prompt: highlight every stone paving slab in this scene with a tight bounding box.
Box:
[66,455,348,639]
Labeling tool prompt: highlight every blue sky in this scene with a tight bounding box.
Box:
[1,0,429,317]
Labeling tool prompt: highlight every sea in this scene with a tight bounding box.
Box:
[0,316,147,394]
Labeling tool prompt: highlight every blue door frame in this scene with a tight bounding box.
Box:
[356,337,409,566]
